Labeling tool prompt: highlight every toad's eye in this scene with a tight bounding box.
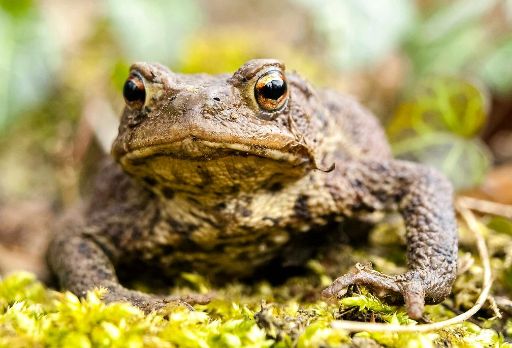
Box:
[123,74,146,109]
[254,70,288,112]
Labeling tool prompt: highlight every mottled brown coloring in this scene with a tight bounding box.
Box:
[47,59,458,319]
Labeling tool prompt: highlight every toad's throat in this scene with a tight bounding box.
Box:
[117,138,314,194]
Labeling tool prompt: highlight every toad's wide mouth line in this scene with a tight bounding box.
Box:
[118,138,312,166]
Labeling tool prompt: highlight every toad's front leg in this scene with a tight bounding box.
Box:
[47,227,210,313]
[321,160,458,319]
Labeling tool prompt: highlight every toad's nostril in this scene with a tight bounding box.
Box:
[213,97,220,102]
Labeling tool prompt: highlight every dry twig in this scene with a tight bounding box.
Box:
[457,196,512,219]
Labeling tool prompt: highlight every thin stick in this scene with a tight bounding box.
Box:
[330,205,492,333]
[457,196,512,219]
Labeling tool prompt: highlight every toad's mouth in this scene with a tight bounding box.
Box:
[115,137,314,168]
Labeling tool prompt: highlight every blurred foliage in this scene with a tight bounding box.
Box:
[406,0,496,76]
[177,30,325,84]
[291,0,415,70]
[0,0,60,129]
[105,0,202,64]
[178,32,265,74]
[388,77,492,189]
[388,77,488,138]
[488,216,512,236]
[481,39,512,94]
[405,0,512,94]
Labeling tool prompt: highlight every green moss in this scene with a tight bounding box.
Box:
[0,271,509,348]
[2,213,511,347]
[1,214,510,347]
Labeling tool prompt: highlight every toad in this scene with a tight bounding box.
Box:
[48,59,458,320]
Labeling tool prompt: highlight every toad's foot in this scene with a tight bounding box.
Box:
[101,286,212,314]
[322,263,431,320]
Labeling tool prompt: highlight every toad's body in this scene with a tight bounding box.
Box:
[48,59,458,319]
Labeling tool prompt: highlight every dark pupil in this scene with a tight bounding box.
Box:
[123,79,145,102]
[261,79,286,100]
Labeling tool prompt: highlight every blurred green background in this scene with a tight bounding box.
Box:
[0,0,512,276]
[2,0,512,200]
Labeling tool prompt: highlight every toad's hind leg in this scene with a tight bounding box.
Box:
[47,229,210,313]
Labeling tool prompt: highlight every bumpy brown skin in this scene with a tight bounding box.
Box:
[47,59,458,319]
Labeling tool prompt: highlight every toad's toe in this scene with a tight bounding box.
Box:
[322,263,430,320]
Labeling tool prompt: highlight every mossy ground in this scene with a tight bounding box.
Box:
[1,212,511,348]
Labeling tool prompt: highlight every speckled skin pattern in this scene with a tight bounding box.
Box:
[47,59,458,319]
